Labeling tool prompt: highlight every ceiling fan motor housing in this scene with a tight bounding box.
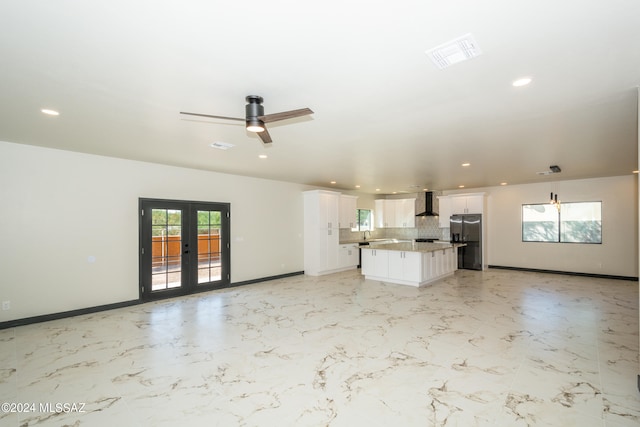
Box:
[245,95,264,119]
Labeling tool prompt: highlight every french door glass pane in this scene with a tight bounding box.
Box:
[151,208,183,290]
[197,210,222,284]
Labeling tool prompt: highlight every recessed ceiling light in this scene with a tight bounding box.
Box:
[375,188,381,192]
[500,182,508,186]
[209,141,235,150]
[462,163,471,167]
[41,109,59,116]
[258,154,267,159]
[512,77,532,87]
[330,181,336,184]
[355,185,361,188]
[633,170,639,174]
[458,185,465,188]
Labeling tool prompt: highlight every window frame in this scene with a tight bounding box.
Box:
[521,201,602,244]
[351,208,373,232]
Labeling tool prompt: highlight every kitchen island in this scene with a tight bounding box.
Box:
[361,241,465,287]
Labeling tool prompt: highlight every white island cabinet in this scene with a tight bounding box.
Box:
[388,250,421,283]
[361,248,389,278]
[361,242,461,287]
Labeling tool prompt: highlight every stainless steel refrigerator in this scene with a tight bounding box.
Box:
[450,214,482,270]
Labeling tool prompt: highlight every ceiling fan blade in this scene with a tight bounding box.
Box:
[257,127,273,144]
[259,108,313,123]
[180,111,245,122]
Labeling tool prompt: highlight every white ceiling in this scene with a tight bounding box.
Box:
[1,1,639,194]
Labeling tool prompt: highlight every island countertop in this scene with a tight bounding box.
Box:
[363,241,466,253]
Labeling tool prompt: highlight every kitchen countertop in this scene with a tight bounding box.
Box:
[361,241,466,253]
[338,238,412,245]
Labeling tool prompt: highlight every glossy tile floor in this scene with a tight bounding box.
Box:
[1,269,639,426]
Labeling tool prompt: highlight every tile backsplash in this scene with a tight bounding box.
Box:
[340,216,449,242]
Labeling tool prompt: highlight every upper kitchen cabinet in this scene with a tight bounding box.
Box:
[375,198,415,228]
[310,190,339,229]
[440,193,487,218]
[395,198,416,228]
[375,200,394,228]
[437,196,452,228]
[339,194,358,229]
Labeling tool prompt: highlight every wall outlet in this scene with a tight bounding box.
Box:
[2,301,10,311]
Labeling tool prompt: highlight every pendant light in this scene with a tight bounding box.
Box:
[550,192,561,211]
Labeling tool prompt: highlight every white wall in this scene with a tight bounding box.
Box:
[446,175,638,277]
[636,86,639,384]
[0,141,310,322]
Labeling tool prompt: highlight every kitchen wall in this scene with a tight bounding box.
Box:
[445,175,638,277]
[338,192,443,242]
[0,141,310,323]
[636,86,639,387]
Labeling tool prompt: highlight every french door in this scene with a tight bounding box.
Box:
[139,198,230,301]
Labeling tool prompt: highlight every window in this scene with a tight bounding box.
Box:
[560,202,602,243]
[522,202,601,244]
[352,209,373,231]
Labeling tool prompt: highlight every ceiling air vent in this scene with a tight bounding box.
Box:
[425,33,482,70]
[537,165,562,176]
[209,141,235,150]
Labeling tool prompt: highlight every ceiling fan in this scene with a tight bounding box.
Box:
[180,95,313,145]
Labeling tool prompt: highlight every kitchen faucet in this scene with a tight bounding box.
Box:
[363,230,371,240]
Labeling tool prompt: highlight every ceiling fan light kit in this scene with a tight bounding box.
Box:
[246,119,265,133]
[180,95,313,146]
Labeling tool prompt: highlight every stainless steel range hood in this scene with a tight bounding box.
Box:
[415,191,439,216]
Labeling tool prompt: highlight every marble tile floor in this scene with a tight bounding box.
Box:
[1,269,639,426]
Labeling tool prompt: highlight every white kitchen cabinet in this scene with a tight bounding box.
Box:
[437,196,452,228]
[374,200,394,228]
[339,243,359,269]
[449,194,485,214]
[339,195,358,229]
[304,190,344,276]
[424,250,435,282]
[317,191,340,229]
[375,198,415,228]
[361,248,389,278]
[388,250,421,282]
[395,198,416,228]
[361,245,458,287]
